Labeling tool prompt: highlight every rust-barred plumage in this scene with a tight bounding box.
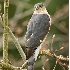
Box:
[25,3,51,70]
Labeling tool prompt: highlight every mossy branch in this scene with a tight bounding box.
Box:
[3,0,9,64]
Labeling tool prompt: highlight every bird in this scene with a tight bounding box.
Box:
[25,3,51,70]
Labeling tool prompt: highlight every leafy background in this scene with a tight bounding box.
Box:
[0,0,69,70]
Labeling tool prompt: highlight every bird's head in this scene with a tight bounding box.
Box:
[34,3,46,13]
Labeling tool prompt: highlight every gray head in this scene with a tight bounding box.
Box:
[34,3,45,11]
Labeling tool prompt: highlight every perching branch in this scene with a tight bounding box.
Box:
[0,60,20,70]
[0,60,28,70]
[21,60,28,69]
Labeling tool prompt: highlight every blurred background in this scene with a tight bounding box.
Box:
[0,0,69,70]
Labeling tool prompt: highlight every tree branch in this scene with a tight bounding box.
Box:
[3,0,9,64]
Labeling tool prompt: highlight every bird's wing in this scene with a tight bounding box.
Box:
[26,14,50,48]
[25,14,37,40]
[26,14,50,70]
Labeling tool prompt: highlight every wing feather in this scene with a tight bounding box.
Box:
[25,14,50,48]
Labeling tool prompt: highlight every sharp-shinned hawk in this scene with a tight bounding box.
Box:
[25,3,51,70]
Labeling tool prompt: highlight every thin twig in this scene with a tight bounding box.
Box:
[8,27,26,62]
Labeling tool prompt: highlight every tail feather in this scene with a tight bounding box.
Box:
[28,55,35,70]
[26,46,41,70]
[28,65,34,70]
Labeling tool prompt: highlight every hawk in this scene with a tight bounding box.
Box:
[25,3,51,70]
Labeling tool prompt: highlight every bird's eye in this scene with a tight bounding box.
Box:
[39,5,42,7]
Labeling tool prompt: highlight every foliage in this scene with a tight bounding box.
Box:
[0,0,69,70]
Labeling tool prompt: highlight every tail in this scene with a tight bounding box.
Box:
[26,47,36,70]
[28,55,35,70]
[26,46,41,70]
